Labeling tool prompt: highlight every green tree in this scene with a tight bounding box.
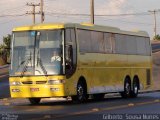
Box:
[3,34,11,57]
[0,34,11,64]
[153,34,160,41]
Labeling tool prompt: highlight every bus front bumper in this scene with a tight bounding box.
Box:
[10,84,66,98]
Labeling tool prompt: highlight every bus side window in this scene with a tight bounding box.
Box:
[65,28,77,75]
[111,34,116,53]
[66,45,73,70]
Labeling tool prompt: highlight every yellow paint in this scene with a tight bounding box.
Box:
[80,22,94,26]
[10,75,66,98]
[10,23,152,99]
[13,23,64,31]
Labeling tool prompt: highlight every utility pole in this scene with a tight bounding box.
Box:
[40,0,44,23]
[148,9,160,37]
[26,3,40,24]
[90,0,94,24]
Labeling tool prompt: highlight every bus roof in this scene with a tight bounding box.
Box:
[13,23,149,37]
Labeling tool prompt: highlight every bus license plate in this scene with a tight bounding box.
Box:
[30,88,39,92]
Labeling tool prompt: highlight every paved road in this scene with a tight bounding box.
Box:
[152,43,160,53]
[0,92,160,120]
[0,65,10,99]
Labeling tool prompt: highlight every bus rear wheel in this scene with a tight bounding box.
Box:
[28,98,41,105]
[121,78,131,98]
[131,79,139,98]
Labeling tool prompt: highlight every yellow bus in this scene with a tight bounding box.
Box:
[9,23,152,104]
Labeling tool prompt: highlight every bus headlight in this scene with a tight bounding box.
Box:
[48,80,65,85]
[11,81,21,86]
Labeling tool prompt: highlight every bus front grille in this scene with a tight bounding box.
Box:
[36,81,47,84]
[22,81,33,84]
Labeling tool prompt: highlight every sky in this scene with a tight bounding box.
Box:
[1,0,160,43]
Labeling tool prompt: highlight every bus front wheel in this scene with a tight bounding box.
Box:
[72,81,88,102]
[28,98,41,105]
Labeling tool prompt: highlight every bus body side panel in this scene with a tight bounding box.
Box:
[75,53,129,94]
[129,55,152,90]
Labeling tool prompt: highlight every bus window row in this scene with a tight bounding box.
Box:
[77,29,151,56]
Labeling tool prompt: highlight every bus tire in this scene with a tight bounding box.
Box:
[121,78,131,98]
[72,80,88,102]
[131,78,139,98]
[28,98,41,105]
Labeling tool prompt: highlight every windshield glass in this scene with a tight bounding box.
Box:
[35,30,64,75]
[10,30,64,76]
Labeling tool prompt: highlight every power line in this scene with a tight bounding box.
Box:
[0,5,26,14]
[0,14,27,18]
[0,10,156,18]
[26,0,44,24]
[148,9,160,36]
[26,3,40,24]
[0,16,26,24]
[45,11,151,17]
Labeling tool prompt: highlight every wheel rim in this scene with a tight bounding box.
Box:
[77,85,84,100]
[134,84,138,94]
[125,82,130,95]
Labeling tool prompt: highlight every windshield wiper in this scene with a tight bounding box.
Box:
[20,51,32,77]
[37,58,48,76]
[16,60,26,72]
[20,58,30,77]
[36,49,48,76]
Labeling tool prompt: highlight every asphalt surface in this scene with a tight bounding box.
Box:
[0,75,10,99]
[151,43,160,53]
[0,92,160,120]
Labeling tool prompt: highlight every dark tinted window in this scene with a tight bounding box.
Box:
[78,30,91,52]
[115,34,127,54]
[91,31,104,53]
[126,35,137,55]
[65,28,77,75]
[104,33,112,53]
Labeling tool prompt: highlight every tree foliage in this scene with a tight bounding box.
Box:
[0,34,11,64]
[3,34,11,49]
[153,34,160,41]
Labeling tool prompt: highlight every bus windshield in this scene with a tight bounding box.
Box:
[10,30,64,76]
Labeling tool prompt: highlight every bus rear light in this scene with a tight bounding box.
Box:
[12,89,20,92]
[48,80,65,85]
